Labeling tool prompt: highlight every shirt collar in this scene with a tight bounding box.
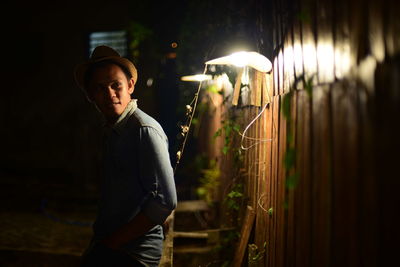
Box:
[105,99,138,135]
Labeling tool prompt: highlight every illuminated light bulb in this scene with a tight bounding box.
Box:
[180,74,212,82]
[230,51,249,67]
[205,51,272,73]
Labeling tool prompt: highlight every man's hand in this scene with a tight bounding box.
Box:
[98,211,157,250]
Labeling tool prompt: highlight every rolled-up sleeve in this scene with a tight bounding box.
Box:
[139,126,177,225]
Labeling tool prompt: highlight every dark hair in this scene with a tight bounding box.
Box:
[84,60,132,89]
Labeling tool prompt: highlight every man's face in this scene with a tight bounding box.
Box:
[88,63,134,124]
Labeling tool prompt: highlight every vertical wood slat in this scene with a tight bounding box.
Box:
[213,1,400,267]
[294,90,312,267]
[285,91,298,267]
[233,206,256,267]
[254,105,267,266]
[357,82,378,267]
[275,95,286,267]
[311,85,332,267]
[269,96,280,267]
[333,0,351,80]
[250,106,257,209]
[244,107,251,207]
[316,0,334,84]
[331,82,360,267]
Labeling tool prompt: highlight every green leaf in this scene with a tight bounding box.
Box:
[206,84,219,94]
[305,75,315,97]
[284,148,296,170]
[286,172,299,189]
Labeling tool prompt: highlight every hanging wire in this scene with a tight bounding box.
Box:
[257,193,270,213]
[174,64,208,173]
[237,71,277,150]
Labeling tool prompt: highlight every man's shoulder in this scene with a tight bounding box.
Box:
[128,108,166,138]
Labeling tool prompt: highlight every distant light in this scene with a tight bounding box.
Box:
[146,78,154,87]
[181,74,212,82]
[171,42,178,48]
[205,51,272,72]
[166,52,176,59]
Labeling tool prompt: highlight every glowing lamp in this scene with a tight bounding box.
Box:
[180,74,212,82]
[205,51,272,73]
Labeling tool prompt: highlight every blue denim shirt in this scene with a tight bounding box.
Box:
[92,100,177,266]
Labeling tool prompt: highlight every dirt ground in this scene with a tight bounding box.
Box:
[0,171,96,267]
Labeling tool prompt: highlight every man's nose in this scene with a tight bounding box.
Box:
[105,87,116,98]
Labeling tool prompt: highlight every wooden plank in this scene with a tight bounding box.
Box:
[173,246,215,254]
[330,81,360,267]
[249,69,259,106]
[294,90,312,267]
[357,80,378,267]
[173,232,208,239]
[316,0,335,84]
[275,95,287,267]
[283,22,295,93]
[384,0,400,56]
[233,206,256,267]
[175,200,209,213]
[372,57,400,266]
[333,0,351,80]
[265,102,274,267]
[311,85,332,267]
[268,95,280,267]
[300,0,318,81]
[232,68,244,106]
[253,105,265,266]
[368,0,385,63]
[285,90,298,267]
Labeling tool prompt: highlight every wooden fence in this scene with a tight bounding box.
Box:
[197,0,400,266]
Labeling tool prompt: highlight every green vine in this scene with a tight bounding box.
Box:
[248,242,267,263]
[213,119,240,155]
[224,183,244,211]
[282,74,315,206]
[196,159,220,205]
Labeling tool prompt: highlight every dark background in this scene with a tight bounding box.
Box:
[0,0,265,196]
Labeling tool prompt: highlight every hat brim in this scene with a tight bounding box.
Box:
[74,56,137,91]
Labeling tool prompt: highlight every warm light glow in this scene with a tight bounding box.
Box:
[334,42,351,79]
[230,51,249,67]
[171,42,178,48]
[284,45,295,88]
[317,42,335,82]
[180,74,212,82]
[302,43,317,78]
[205,51,272,73]
[293,42,303,76]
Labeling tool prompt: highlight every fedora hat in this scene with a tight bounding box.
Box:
[74,45,138,91]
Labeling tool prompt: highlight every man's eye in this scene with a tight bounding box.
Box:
[112,82,122,89]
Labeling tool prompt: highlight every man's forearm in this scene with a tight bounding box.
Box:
[100,211,157,249]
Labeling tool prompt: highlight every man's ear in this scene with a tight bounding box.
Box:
[128,78,135,94]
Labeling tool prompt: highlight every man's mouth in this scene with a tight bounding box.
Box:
[107,102,121,108]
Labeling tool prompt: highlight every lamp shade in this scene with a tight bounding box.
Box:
[205,51,272,73]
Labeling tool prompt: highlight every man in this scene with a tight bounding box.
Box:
[74,45,177,267]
